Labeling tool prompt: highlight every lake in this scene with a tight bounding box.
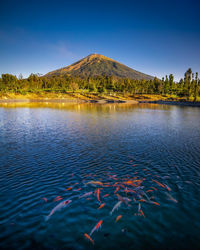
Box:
[0,102,200,250]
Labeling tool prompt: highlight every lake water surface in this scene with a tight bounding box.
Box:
[0,103,200,250]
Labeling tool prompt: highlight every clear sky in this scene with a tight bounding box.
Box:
[0,0,200,81]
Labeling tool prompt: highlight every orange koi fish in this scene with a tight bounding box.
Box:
[140,210,145,217]
[139,199,146,202]
[146,190,154,193]
[103,194,109,198]
[115,215,122,222]
[84,233,94,245]
[98,203,105,209]
[75,188,82,191]
[96,188,101,203]
[114,186,120,193]
[66,187,72,191]
[54,196,62,202]
[152,179,165,189]
[86,181,103,186]
[54,197,63,202]
[90,220,103,236]
[152,201,160,206]
[164,184,171,191]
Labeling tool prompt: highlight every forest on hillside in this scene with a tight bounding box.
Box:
[0,68,199,101]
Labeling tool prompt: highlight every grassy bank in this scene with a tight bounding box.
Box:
[0,91,200,104]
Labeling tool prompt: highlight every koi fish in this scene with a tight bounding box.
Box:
[138,202,141,212]
[115,215,122,222]
[86,181,103,186]
[46,199,72,221]
[116,194,131,206]
[110,201,122,215]
[42,197,47,202]
[66,187,72,191]
[146,190,154,193]
[54,197,63,202]
[96,188,101,203]
[165,192,178,203]
[103,194,109,198]
[90,220,103,236]
[151,201,160,206]
[54,196,63,202]
[98,203,105,209]
[84,233,94,245]
[152,179,166,189]
[114,186,120,193]
[123,181,137,187]
[79,191,93,198]
[164,184,171,191]
[140,210,145,217]
[139,199,146,202]
[124,188,136,194]
[75,188,82,191]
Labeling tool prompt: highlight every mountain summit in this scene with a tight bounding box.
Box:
[45,54,154,80]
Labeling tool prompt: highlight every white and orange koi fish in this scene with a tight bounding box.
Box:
[46,199,72,221]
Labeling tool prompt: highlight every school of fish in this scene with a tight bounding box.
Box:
[43,165,178,246]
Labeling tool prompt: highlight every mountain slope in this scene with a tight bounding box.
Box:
[45,54,154,80]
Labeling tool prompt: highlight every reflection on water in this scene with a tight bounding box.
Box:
[0,101,175,112]
[0,103,200,249]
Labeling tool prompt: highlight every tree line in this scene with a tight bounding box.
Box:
[0,68,199,101]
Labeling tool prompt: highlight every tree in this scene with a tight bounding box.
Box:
[69,82,79,92]
[194,72,199,102]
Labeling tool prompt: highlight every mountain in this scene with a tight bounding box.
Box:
[45,54,154,80]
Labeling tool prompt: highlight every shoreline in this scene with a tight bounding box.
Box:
[0,93,200,107]
[0,98,200,107]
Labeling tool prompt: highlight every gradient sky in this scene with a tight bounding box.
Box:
[0,0,200,81]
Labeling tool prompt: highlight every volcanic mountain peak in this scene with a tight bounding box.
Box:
[45,54,154,80]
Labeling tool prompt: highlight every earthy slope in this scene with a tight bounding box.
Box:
[45,54,154,80]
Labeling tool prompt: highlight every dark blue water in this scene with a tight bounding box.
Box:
[0,103,200,250]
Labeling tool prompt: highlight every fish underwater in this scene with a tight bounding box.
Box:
[110,201,122,215]
[84,233,94,245]
[86,181,103,186]
[116,194,131,206]
[165,192,178,203]
[115,215,122,222]
[79,191,93,198]
[46,199,72,221]
[90,220,103,236]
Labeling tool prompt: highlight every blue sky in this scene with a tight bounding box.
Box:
[0,0,200,81]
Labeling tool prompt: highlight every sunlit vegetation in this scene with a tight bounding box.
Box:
[0,68,199,101]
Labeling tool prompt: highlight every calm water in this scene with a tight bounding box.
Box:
[0,103,200,250]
